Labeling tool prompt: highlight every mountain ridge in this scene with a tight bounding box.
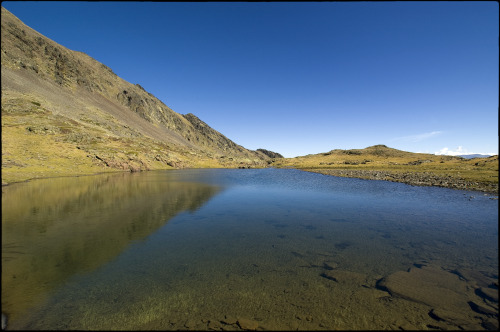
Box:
[1,7,276,184]
[1,7,497,194]
[456,154,493,159]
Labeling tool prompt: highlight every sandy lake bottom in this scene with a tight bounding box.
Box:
[2,168,498,330]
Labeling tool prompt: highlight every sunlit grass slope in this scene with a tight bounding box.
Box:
[1,91,231,185]
[272,145,498,193]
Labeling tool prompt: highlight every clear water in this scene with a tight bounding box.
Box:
[2,168,498,330]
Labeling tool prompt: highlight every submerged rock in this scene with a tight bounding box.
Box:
[236,318,259,330]
[475,287,499,303]
[452,268,498,288]
[468,301,498,317]
[321,269,367,285]
[2,313,7,330]
[377,265,472,310]
[377,265,498,329]
[429,308,476,327]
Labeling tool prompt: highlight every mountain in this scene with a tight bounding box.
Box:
[456,154,493,159]
[1,7,277,184]
[256,148,284,159]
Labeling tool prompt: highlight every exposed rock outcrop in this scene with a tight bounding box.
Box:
[257,148,284,159]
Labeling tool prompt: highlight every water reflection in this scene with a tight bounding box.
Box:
[1,169,497,330]
[1,171,221,324]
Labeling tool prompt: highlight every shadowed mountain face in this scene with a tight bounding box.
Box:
[1,7,273,183]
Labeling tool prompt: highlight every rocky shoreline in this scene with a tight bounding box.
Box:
[302,168,499,195]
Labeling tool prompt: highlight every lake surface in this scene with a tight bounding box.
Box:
[2,168,498,330]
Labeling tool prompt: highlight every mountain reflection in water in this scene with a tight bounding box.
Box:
[1,168,498,330]
[1,171,221,324]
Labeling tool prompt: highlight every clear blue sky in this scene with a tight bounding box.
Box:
[2,1,498,157]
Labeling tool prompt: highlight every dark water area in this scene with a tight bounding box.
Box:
[2,168,498,330]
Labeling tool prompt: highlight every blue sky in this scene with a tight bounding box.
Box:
[2,1,498,158]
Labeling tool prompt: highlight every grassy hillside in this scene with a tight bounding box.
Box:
[1,8,497,193]
[1,7,272,185]
[272,145,499,193]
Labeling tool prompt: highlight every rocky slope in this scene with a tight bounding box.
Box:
[1,7,274,184]
[256,148,284,159]
[2,8,497,194]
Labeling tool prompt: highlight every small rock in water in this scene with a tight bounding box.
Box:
[207,320,222,330]
[334,241,351,250]
[321,269,367,285]
[468,301,498,317]
[2,313,7,330]
[184,319,199,328]
[222,315,237,325]
[237,318,259,330]
[323,261,338,270]
[475,287,499,303]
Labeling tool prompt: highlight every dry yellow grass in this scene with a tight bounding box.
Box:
[1,119,115,184]
[272,145,498,193]
[0,102,256,185]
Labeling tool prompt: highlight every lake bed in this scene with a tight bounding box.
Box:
[2,168,498,330]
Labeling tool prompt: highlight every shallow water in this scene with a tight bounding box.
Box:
[2,168,498,330]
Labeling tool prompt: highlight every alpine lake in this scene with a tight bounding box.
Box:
[2,168,498,330]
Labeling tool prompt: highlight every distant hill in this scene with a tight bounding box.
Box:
[273,144,464,167]
[321,144,452,159]
[456,154,494,159]
[271,145,498,193]
[1,8,276,184]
